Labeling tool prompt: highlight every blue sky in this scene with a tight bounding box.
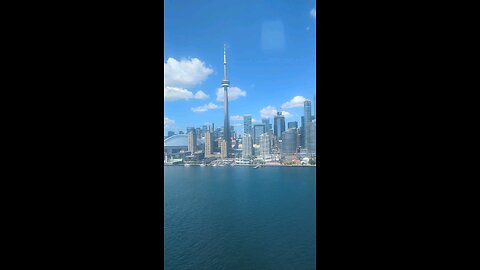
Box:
[164,0,316,135]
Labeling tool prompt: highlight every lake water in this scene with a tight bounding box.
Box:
[164,166,316,270]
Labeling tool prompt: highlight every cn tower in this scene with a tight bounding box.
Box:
[222,45,231,156]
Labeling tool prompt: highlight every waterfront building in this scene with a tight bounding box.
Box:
[287,121,298,129]
[244,115,252,137]
[273,112,286,139]
[253,124,266,145]
[220,139,227,159]
[167,131,174,138]
[205,131,213,158]
[260,133,271,158]
[300,116,305,148]
[304,100,312,151]
[242,134,253,158]
[307,119,316,155]
[179,131,184,135]
[188,130,197,153]
[221,45,232,156]
[281,128,298,156]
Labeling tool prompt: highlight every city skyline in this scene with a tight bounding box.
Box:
[164,0,316,135]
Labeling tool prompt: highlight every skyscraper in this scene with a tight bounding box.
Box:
[242,134,253,158]
[274,112,286,139]
[308,120,316,155]
[287,121,298,129]
[262,118,272,134]
[300,116,305,148]
[281,128,298,156]
[188,130,197,153]
[244,114,252,137]
[260,133,271,158]
[304,100,312,151]
[222,45,231,156]
[253,124,266,145]
[220,139,227,158]
[205,131,213,157]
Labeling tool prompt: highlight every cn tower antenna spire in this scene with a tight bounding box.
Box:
[223,44,227,80]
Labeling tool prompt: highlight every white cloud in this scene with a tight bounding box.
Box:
[260,106,278,118]
[252,118,259,123]
[230,115,243,121]
[164,87,210,101]
[164,117,175,128]
[260,106,291,119]
[216,87,247,102]
[164,57,213,88]
[191,102,222,113]
[164,86,194,101]
[194,90,209,100]
[281,96,308,109]
[310,8,316,19]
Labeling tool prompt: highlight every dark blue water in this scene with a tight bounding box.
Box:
[164,166,316,270]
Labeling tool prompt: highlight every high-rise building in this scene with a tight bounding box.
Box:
[260,133,271,157]
[281,128,298,156]
[195,127,202,141]
[221,45,231,156]
[242,134,253,158]
[274,112,286,139]
[205,131,213,157]
[287,121,298,129]
[220,139,227,159]
[253,124,266,145]
[304,100,312,151]
[262,118,272,134]
[244,115,252,137]
[188,130,197,153]
[300,116,305,148]
[307,119,316,154]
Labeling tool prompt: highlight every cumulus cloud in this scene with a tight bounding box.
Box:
[216,86,247,102]
[164,57,213,88]
[164,86,194,101]
[191,102,222,113]
[281,96,308,109]
[194,90,209,100]
[260,106,278,118]
[230,115,243,121]
[164,117,175,128]
[260,106,291,118]
[164,87,210,101]
[310,8,316,19]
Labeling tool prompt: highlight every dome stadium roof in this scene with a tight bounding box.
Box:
[164,134,203,147]
[164,135,188,147]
